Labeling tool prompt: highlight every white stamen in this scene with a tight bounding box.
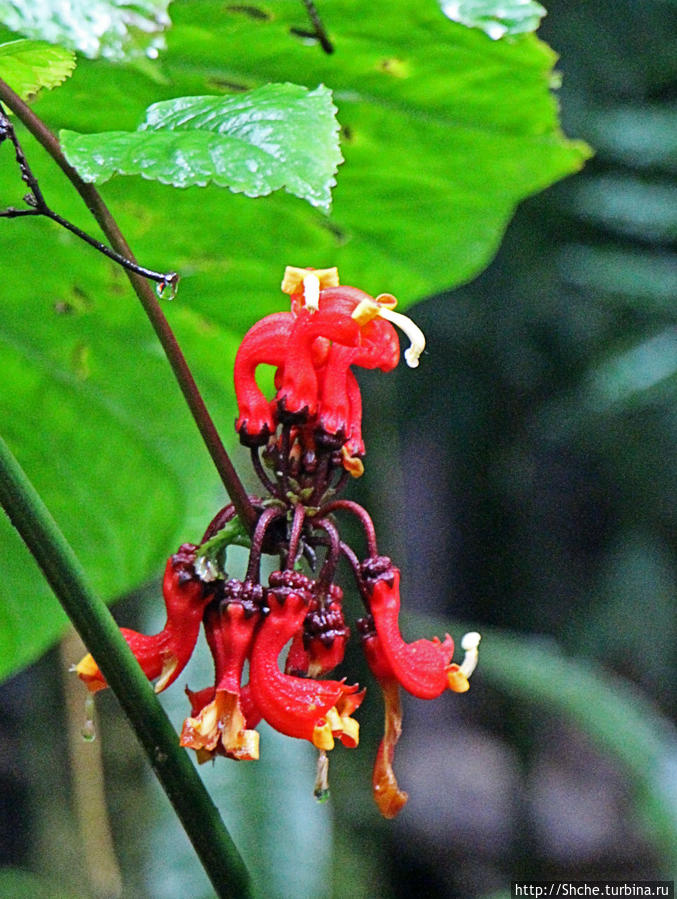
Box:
[459,632,481,679]
[303,272,321,311]
[377,306,426,368]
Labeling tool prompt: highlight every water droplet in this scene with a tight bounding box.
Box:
[81,694,96,742]
[156,272,179,301]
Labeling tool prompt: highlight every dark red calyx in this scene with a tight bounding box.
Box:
[220,578,266,617]
[171,543,200,585]
[360,555,396,589]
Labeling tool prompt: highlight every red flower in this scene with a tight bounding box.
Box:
[180,581,263,761]
[285,583,349,678]
[249,572,362,751]
[358,559,481,817]
[234,267,426,474]
[74,266,478,819]
[75,545,208,694]
[364,561,458,699]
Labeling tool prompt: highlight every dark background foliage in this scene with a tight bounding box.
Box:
[1,0,676,896]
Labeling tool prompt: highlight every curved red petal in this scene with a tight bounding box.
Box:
[249,589,357,744]
[369,568,454,699]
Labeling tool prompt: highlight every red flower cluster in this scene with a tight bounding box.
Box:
[76,267,479,817]
[234,266,425,475]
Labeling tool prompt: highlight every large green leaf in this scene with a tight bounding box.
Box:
[60,84,343,211]
[0,0,171,60]
[0,39,75,99]
[0,0,589,681]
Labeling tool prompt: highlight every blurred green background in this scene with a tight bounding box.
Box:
[1,0,676,896]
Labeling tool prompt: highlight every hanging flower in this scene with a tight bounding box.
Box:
[248,571,363,751]
[75,544,209,694]
[75,266,479,819]
[180,579,264,761]
[234,266,426,474]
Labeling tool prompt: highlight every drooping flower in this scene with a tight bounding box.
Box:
[361,557,461,699]
[357,556,482,815]
[75,544,209,694]
[180,579,264,761]
[234,266,426,473]
[248,570,363,751]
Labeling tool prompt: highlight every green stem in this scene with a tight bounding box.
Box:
[0,77,257,535]
[0,434,253,899]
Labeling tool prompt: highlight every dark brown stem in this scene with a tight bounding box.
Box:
[301,0,334,54]
[286,502,306,568]
[316,498,378,556]
[0,78,257,533]
[314,517,340,587]
[339,540,371,610]
[250,446,279,497]
[246,506,284,581]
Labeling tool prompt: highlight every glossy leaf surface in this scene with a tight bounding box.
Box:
[61,84,342,211]
[0,0,171,60]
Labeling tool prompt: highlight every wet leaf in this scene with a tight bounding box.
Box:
[0,0,171,61]
[61,84,343,211]
[440,0,546,40]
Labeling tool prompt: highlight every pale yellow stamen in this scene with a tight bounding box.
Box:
[351,297,381,326]
[459,631,481,679]
[351,294,426,368]
[302,272,321,311]
[154,654,179,693]
[281,265,339,296]
[446,632,481,693]
[377,306,426,368]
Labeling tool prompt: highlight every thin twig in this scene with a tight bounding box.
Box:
[0,79,257,533]
[301,0,334,54]
[0,102,176,289]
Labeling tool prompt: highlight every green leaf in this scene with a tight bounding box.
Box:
[60,84,343,212]
[0,0,171,61]
[0,39,75,99]
[0,0,589,681]
[440,0,547,39]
